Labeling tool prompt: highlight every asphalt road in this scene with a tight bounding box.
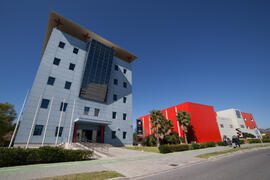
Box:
[138,148,270,180]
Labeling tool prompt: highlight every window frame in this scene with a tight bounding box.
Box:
[53,58,61,65]
[123,131,127,139]
[40,99,50,109]
[69,63,76,71]
[123,113,127,120]
[47,76,55,86]
[94,108,100,117]
[58,41,65,48]
[84,106,90,115]
[60,102,68,112]
[73,47,79,54]
[33,125,44,136]
[55,126,64,137]
[64,81,72,90]
[112,112,117,119]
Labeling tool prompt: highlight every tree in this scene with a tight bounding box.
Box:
[0,102,17,146]
[150,110,173,147]
[176,110,191,144]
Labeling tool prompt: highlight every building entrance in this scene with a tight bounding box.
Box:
[73,122,104,143]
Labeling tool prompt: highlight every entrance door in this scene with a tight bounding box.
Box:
[83,130,92,142]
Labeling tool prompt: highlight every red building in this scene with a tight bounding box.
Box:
[241,112,258,130]
[137,102,222,143]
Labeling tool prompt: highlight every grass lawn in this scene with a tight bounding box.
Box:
[35,171,124,180]
[196,145,269,159]
[122,146,160,153]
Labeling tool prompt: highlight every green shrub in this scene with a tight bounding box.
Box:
[0,146,92,167]
[216,141,225,146]
[239,139,245,144]
[159,145,171,154]
[191,143,200,149]
[159,144,189,154]
[242,132,256,138]
[206,142,216,147]
[262,138,270,143]
[199,143,207,149]
[247,139,260,144]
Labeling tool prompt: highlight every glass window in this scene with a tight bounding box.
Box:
[40,99,50,109]
[60,102,68,112]
[123,113,127,120]
[114,79,118,85]
[73,48,79,54]
[123,69,127,74]
[240,125,245,128]
[123,132,127,139]
[53,58,61,65]
[112,131,116,139]
[235,110,241,118]
[251,118,253,121]
[114,65,118,71]
[55,126,63,137]
[69,63,75,71]
[65,81,72,90]
[47,76,55,86]
[84,107,90,115]
[113,94,117,101]
[94,108,100,117]
[33,125,43,136]
[123,97,127,103]
[220,124,224,128]
[58,41,65,48]
[123,82,127,88]
[112,112,116,119]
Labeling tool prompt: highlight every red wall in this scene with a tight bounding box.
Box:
[241,112,258,129]
[137,102,222,143]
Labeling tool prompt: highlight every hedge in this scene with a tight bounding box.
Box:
[0,146,93,167]
[159,144,189,153]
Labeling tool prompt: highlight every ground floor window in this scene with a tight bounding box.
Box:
[33,125,43,136]
[55,126,63,137]
[123,132,127,139]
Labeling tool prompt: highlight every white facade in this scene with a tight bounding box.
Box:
[216,109,257,139]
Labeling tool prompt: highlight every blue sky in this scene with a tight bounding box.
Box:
[0,0,269,128]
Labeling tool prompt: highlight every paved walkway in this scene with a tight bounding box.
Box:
[0,143,268,180]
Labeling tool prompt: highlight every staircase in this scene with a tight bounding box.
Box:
[70,141,113,159]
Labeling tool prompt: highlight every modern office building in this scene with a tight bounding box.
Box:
[137,102,259,143]
[216,109,259,139]
[14,11,137,147]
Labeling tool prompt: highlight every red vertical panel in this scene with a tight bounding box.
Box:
[100,125,104,143]
[166,107,179,135]
[72,122,78,142]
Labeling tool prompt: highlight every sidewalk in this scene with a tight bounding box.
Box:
[0,143,268,180]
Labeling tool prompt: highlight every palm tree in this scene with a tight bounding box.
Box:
[176,110,191,144]
[150,110,173,147]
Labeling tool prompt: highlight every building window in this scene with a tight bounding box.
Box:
[112,112,117,119]
[114,79,118,85]
[220,124,224,128]
[60,102,68,112]
[69,63,75,71]
[47,76,55,86]
[64,81,72,90]
[40,99,50,109]
[123,132,127,139]
[94,108,100,117]
[55,126,63,137]
[53,58,61,65]
[84,107,90,115]
[123,97,127,103]
[33,125,43,136]
[244,118,246,121]
[112,131,116,139]
[123,113,127,120]
[123,69,127,74]
[235,110,241,118]
[58,41,65,48]
[73,48,79,54]
[123,82,127,88]
[113,94,117,101]
[114,65,118,71]
[240,125,245,128]
[251,118,254,121]
[230,124,233,128]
